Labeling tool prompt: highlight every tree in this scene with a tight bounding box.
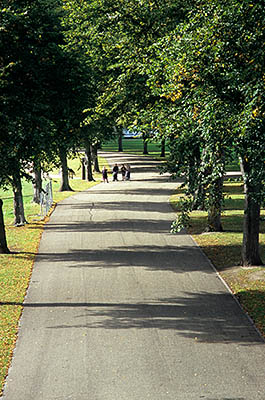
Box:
[62,0,129,176]
[160,138,166,158]
[148,0,265,263]
[0,0,70,219]
[62,0,192,149]
[118,128,123,152]
[183,0,265,263]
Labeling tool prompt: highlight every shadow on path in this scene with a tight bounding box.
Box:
[34,245,228,275]
[1,293,262,345]
[31,219,173,233]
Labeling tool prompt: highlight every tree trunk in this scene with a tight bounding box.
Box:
[12,170,27,226]
[0,199,10,254]
[241,160,263,265]
[81,157,86,180]
[143,133,148,155]
[207,206,223,232]
[118,130,123,152]
[32,160,42,204]
[85,141,94,181]
[242,191,263,266]
[160,138,165,158]
[206,176,223,232]
[92,145,100,173]
[59,147,73,191]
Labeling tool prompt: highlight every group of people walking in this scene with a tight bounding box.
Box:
[102,163,131,183]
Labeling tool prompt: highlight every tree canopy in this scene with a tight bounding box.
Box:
[1,0,264,264]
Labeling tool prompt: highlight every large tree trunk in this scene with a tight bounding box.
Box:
[59,147,73,191]
[206,176,223,232]
[84,141,94,181]
[92,145,100,173]
[0,199,10,254]
[143,133,148,155]
[32,160,42,204]
[241,160,263,265]
[160,138,165,158]
[12,170,27,226]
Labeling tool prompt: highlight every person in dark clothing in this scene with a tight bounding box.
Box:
[112,164,119,181]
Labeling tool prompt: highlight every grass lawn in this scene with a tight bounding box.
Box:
[102,137,168,158]
[170,182,265,338]
[0,155,108,395]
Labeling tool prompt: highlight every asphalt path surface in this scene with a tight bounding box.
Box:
[2,152,265,400]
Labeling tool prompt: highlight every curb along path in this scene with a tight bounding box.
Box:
[2,152,265,400]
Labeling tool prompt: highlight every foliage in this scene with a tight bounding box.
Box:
[170,195,192,233]
[141,0,265,261]
[62,0,192,135]
[0,0,63,182]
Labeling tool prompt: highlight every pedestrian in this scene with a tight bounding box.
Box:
[125,164,131,180]
[102,166,108,183]
[121,164,127,181]
[112,163,119,181]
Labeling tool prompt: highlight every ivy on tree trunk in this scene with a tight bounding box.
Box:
[206,176,224,232]
[207,206,223,232]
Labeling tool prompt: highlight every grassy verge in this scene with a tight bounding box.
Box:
[170,182,265,338]
[0,155,108,395]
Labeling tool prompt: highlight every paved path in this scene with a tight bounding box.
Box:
[2,152,264,400]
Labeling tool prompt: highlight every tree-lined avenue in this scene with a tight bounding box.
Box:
[1,153,264,400]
